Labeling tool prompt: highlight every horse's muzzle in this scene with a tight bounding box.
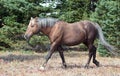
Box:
[24,34,30,41]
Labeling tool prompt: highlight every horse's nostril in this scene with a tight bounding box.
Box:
[24,34,30,42]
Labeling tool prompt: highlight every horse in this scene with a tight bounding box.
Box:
[24,17,116,69]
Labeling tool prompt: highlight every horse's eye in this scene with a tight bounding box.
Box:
[31,25,34,27]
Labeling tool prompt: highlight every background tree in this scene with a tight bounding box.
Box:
[58,0,90,22]
[0,0,41,50]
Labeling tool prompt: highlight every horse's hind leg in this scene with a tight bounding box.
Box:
[84,43,100,68]
[92,46,100,67]
[58,46,67,68]
[84,43,93,68]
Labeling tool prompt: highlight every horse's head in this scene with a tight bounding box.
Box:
[24,17,40,41]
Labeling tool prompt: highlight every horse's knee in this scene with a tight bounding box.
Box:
[91,46,96,54]
[90,45,96,51]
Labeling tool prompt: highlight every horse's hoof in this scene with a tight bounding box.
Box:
[64,65,67,68]
[84,66,88,69]
[40,66,45,71]
[62,65,67,69]
[96,62,100,67]
[96,61,100,66]
[93,60,100,67]
[84,64,89,69]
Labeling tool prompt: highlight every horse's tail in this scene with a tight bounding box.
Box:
[93,22,117,55]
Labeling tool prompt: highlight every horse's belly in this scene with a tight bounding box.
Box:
[62,26,86,46]
[63,41,81,46]
[62,36,85,46]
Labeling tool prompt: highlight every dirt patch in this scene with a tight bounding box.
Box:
[0,51,120,76]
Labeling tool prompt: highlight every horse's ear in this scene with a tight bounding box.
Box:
[31,17,33,20]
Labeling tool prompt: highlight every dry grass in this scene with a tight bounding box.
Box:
[0,51,120,76]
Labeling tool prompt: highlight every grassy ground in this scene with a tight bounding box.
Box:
[0,50,120,76]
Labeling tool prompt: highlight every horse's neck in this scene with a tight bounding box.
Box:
[40,27,52,36]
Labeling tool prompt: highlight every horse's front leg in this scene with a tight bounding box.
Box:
[40,42,57,70]
[58,46,67,68]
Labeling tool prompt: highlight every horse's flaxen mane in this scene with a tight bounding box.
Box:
[38,18,60,27]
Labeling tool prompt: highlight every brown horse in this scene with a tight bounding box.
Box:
[24,17,116,69]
